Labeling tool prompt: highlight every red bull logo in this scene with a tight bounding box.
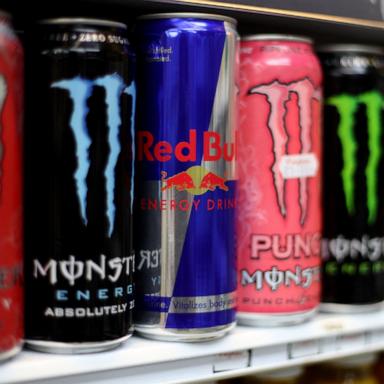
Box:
[138,129,236,162]
[161,171,195,192]
[138,130,234,210]
[161,166,228,195]
[199,172,229,192]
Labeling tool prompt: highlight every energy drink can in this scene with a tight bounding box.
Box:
[134,13,238,341]
[24,18,136,353]
[319,45,384,313]
[238,35,323,326]
[0,10,23,362]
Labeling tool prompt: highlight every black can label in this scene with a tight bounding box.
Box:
[25,64,136,342]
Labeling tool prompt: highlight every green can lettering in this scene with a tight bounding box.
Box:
[327,91,383,225]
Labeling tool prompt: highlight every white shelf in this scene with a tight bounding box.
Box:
[2,311,384,384]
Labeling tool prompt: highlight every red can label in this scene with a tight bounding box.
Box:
[237,40,322,314]
[0,19,23,355]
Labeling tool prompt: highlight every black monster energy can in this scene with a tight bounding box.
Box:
[319,45,384,312]
[24,18,136,353]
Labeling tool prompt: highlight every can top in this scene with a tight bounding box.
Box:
[137,12,237,25]
[242,34,312,44]
[39,17,127,29]
[317,44,384,55]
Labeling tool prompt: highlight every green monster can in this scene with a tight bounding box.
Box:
[319,45,384,312]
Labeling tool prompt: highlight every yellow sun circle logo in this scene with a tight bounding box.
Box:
[185,166,210,196]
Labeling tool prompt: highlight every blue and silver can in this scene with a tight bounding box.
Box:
[134,13,238,341]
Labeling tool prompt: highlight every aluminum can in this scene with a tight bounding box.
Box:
[319,45,384,313]
[24,18,135,353]
[238,35,323,326]
[134,13,238,341]
[0,10,23,362]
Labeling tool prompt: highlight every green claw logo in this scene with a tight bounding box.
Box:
[327,91,382,225]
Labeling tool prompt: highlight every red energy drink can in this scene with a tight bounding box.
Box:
[0,10,24,360]
[237,35,322,326]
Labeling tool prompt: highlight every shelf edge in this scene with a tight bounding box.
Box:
[149,0,384,29]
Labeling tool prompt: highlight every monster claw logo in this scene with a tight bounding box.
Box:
[52,73,135,236]
[0,75,7,191]
[161,166,228,195]
[327,90,382,225]
[248,78,321,225]
[124,81,137,211]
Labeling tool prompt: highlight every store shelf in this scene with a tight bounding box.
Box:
[9,0,384,23]
[146,0,384,25]
[3,1,384,384]
[2,311,384,384]
[137,0,384,44]
[8,0,384,44]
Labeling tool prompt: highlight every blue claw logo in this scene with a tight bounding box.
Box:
[52,74,136,237]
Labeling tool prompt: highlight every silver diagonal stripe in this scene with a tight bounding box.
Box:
[201,21,237,181]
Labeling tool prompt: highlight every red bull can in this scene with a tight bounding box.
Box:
[237,35,323,326]
[134,13,238,341]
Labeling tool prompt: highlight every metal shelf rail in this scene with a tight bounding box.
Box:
[2,311,384,384]
[147,0,384,27]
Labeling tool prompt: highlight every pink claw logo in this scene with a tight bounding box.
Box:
[248,78,321,225]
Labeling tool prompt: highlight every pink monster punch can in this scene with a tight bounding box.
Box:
[237,35,323,326]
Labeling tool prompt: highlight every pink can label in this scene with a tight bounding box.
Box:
[237,40,322,314]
